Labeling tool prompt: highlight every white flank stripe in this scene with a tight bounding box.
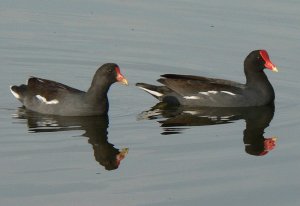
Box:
[199,91,218,95]
[199,92,209,96]
[210,116,218,120]
[10,86,20,99]
[183,96,200,100]
[138,87,163,97]
[183,111,199,115]
[221,91,236,96]
[36,95,59,104]
[220,115,234,120]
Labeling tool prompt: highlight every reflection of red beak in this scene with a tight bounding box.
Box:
[116,148,129,166]
[115,67,128,85]
[259,137,277,156]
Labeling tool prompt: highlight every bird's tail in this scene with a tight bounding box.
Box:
[10,85,27,103]
[136,83,169,100]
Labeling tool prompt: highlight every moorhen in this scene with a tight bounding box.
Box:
[136,50,278,107]
[10,63,128,116]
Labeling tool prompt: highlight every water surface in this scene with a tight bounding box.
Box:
[1,0,300,205]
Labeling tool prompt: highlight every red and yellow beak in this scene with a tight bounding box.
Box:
[116,148,129,166]
[260,50,278,72]
[265,61,278,72]
[115,67,129,85]
[259,136,277,156]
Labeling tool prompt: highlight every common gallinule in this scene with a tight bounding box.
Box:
[136,50,278,107]
[10,63,128,116]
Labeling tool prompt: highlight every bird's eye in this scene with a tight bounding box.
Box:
[257,56,261,60]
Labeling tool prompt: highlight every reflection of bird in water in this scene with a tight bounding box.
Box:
[14,108,128,170]
[242,106,277,156]
[81,116,128,170]
[138,103,277,156]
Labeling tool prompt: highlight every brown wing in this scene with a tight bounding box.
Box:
[27,77,84,101]
[158,74,244,96]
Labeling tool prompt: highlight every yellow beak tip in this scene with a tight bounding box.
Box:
[272,67,278,72]
[123,79,129,85]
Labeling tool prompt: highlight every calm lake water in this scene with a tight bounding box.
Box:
[1,0,300,205]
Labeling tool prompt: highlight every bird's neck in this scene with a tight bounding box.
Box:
[86,75,113,97]
[244,64,271,88]
[85,82,111,111]
[245,70,270,87]
[244,65,275,104]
